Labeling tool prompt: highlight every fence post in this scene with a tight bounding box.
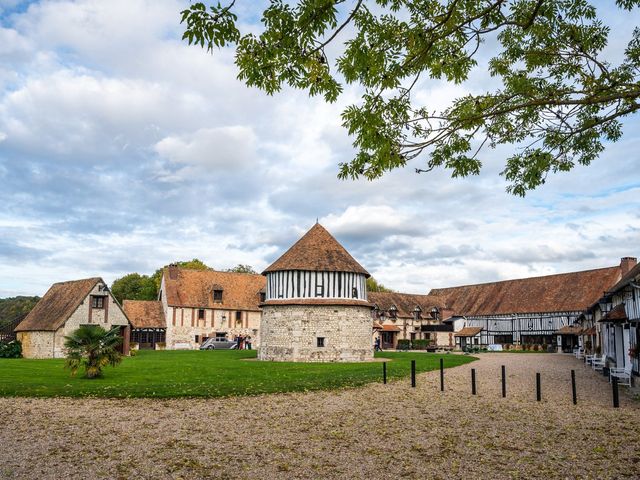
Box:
[383,362,387,385]
[501,365,506,398]
[536,372,541,402]
[571,369,577,405]
[471,368,477,395]
[440,358,444,392]
[612,376,619,408]
[411,360,416,388]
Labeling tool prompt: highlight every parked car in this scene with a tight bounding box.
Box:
[200,337,237,350]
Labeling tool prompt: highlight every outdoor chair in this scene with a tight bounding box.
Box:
[609,364,633,387]
[584,354,596,366]
[591,357,605,371]
[575,348,584,359]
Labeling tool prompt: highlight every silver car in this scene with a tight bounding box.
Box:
[200,337,238,350]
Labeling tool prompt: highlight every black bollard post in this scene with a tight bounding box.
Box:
[612,376,620,408]
[383,362,387,385]
[411,360,416,388]
[571,369,577,405]
[501,365,506,398]
[536,372,541,402]
[440,358,444,392]
[471,368,477,395]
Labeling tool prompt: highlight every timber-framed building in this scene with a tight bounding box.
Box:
[430,258,635,352]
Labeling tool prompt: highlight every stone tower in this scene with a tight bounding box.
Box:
[259,223,374,362]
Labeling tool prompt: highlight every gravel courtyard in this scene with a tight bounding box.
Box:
[0,353,638,480]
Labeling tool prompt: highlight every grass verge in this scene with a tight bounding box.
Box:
[0,350,476,398]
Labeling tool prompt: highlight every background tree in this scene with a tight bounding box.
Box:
[150,258,210,290]
[0,296,40,331]
[110,273,157,304]
[111,259,212,303]
[367,277,394,292]
[182,0,640,195]
[226,264,258,274]
[64,325,123,378]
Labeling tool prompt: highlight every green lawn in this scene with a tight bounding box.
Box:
[0,350,476,399]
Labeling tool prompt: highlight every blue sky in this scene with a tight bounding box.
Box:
[0,0,639,297]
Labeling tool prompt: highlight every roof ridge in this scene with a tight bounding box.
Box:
[431,265,620,291]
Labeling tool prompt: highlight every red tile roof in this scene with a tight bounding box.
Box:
[368,291,446,319]
[15,278,103,332]
[379,324,401,332]
[263,223,369,276]
[430,266,622,316]
[556,325,582,335]
[123,300,166,329]
[600,303,628,323]
[455,326,483,337]
[163,268,265,311]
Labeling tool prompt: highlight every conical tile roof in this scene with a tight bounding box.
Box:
[263,223,370,277]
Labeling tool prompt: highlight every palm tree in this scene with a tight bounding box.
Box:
[64,325,123,378]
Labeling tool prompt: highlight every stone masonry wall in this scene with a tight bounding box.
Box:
[16,331,55,359]
[259,305,373,362]
[54,283,129,358]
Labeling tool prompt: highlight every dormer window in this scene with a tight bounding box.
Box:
[389,305,398,319]
[213,289,223,302]
[413,306,422,320]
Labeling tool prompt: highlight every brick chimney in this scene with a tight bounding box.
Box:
[168,263,178,280]
[620,257,637,276]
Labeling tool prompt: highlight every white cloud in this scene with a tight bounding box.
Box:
[154,126,258,178]
[0,0,639,298]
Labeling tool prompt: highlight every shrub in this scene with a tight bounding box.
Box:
[397,339,411,351]
[533,344,539,351]
[412,339,429,350]
[0,340,22,358]
[64,325,123,378]
[523,344,530,351]
[155,342,166,350]
[504,344,511,351]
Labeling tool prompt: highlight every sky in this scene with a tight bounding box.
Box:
[0,0,639,297]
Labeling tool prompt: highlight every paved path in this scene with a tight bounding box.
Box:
[0,353,638,479]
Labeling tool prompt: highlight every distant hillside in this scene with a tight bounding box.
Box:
[0,296,40,330]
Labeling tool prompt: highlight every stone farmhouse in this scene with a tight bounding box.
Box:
[429,257,637,352]
[156,266,266,350]
[15,278,130,358]
[368,291,448,349]
[260,223,373,362]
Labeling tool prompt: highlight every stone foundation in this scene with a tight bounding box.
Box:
[259,305,373,362]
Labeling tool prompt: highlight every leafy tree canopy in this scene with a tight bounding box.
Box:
[226,264,258,274]
[0,296,40,330]
[367,276,394,292]
[182,0,640,195]
[112,259,212,303]
[150,258,211,290]
[110,273,157,304]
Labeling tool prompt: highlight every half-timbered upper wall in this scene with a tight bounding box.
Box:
[265,270,367,301]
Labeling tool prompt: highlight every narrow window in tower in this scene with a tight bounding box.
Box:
[317,337,325,348]
[315,273,324,297]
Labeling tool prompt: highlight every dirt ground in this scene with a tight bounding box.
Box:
[0,353,638,480]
